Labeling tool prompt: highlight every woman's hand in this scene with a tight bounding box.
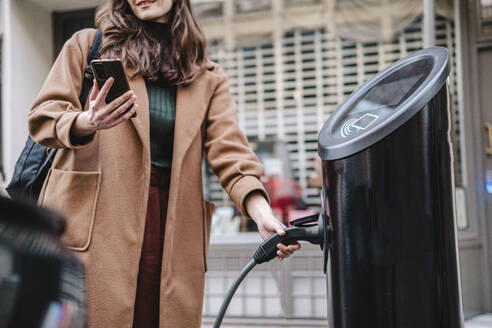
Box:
[72,78,137,138]
[245,192,301,260]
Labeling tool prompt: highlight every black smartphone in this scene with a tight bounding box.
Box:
[90,58,136,117]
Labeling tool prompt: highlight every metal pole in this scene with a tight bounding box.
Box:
[423,0,436,48]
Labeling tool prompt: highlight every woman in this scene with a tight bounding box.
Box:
[28,0,300,327]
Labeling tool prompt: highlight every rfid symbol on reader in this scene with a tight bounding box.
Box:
[340,113,379,138]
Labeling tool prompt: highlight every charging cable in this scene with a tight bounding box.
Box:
[213,217,323,328]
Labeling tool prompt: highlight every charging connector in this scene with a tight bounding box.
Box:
[253,226,321,264]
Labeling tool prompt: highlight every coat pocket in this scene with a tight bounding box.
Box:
[40,168,101,251]
[202,200,215,272]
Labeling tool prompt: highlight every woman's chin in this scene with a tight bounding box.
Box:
[138,13,167,23]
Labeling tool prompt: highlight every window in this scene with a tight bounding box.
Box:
[235,0,271,14]
[480,0,492,37]
[195,0,223,20]
[285,0,322,9]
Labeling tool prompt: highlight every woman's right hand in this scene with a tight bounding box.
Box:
[72,77,137,138]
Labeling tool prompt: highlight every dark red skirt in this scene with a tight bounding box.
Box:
[133,166,170,328]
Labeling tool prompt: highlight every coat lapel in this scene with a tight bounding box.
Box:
[172,77,210,172]
[127,71,150,152]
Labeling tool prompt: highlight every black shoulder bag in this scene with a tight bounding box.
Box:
[6,29,102,203]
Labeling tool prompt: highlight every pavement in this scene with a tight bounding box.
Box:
[466,314,492,327]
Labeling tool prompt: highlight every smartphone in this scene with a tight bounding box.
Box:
[90,58,136,117]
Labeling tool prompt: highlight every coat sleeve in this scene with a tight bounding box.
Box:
[28,28,97,149]
[204,65,270,216]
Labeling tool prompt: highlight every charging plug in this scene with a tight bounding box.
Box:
[253,226,321,264]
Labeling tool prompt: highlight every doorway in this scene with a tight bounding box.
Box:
[52,8,96,57]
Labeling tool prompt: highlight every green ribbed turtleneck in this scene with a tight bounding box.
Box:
[147,80,176,169]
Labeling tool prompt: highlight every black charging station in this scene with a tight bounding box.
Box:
[215,47,464,328]
[319,47,464,328]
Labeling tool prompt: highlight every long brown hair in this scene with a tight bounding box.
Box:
[95,0,207,85]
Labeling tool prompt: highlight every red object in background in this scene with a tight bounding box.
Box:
[263,176,303,226]
[288,209,317,226]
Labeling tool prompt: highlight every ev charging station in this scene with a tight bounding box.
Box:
[318,46,464,328]
[215,46,464,328]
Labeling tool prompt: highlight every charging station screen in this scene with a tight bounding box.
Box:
[352,58,432,115]
[337,58,433,139]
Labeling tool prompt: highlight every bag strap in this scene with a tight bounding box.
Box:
[79,29,102,109]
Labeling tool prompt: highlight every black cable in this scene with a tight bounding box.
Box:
[213,259,256,328]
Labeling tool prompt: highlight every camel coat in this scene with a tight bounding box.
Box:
[28,28,267,328]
